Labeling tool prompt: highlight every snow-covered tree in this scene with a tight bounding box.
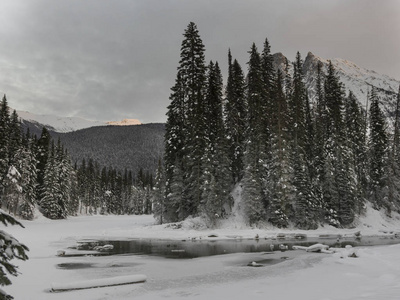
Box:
[368,87,388,209]
[224,52,247,183]
[0,209,29,300]
[152,159,165,224]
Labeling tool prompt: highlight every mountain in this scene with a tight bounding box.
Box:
[52,123,165,176]
[273,52,400,122]
[106,119,141,126]
[16,110,106,133]
[16,110,142,133]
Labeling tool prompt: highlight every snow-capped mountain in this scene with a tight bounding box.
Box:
[16,110,141,133]
[106,119,141,126]
[16,110,106,133]
[273,52,400,122]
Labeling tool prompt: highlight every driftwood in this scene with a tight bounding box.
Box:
[51,274,147,292]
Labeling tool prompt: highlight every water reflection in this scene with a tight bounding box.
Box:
[74,235,400,259]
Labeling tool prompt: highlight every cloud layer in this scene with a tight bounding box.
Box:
[0,0,398,123]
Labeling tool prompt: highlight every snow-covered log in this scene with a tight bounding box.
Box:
[292,243,330,253]
[51,274,147,292]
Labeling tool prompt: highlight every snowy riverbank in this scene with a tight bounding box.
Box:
[4,205,400,299]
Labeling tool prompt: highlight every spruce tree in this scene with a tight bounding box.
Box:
[152,159,165,224]
[368,87,388,209]
[164,22,207,221]
[0,95,10,193]
[241,43,266,225]
[36,127,51,202]
[224,52,246,183]
[0,210,29,300]
[201,61,231,223]
[40,141,66,219]
[266,70,291,228]
[322,62,355,226]
[388,84,400,212]
[344,91,367,214]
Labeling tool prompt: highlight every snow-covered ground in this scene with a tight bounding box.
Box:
[5,206,400,300]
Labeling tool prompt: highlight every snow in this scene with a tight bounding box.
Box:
[51,274,147,292]
[16,110,106,133]
[106,119,142,126]
[4,205,400,299]
[15,110,142,133]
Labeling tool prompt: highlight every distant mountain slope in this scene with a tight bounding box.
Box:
[16,110,106,133]
[52,123,165,175]
[273,52,400,122]
[16,110,142,133]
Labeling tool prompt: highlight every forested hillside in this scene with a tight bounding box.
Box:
[52,123,164,176]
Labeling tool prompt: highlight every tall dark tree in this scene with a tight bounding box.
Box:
[36,127,51,202]
[0,210,29,300]
[224,52,246,183]
[322,61,355,226]
[387,85,400,212]
[242,43,266,225]
[368,87,388,209]
[266,70,292,228]
[201,61,231,223]
[164,22,207,221]
[0,95,10,192]
[344,91,367,214]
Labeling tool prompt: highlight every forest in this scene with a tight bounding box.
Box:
[0,96,157,220]
[155,22,400,229]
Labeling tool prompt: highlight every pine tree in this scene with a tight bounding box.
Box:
[40,141,66,219]
[321,62,356,226]
[164,22,207,221]
[0,209,29,300]
[266,70,291,228]
[387,84,400,212]
[36,127,51,202]
[368,87,388,209]
[289,52,306,148]
[241,43,266,224]
[152,159,165,224]
[0,95,11,195]
[12,141,37,220]
[344,91,367,214]
[224,52,247,183]
[201,61,231,223]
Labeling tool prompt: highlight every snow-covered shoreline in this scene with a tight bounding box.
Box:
[4,206,400,299]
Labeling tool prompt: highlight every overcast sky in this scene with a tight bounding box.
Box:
[0,0,399,123]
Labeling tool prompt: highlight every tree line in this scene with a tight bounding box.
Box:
[156,22,400,228]
[0,95,155,220]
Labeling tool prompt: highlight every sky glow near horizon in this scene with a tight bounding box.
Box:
[0,0,399,123]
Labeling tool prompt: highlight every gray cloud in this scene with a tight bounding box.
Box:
[0,0,398,123]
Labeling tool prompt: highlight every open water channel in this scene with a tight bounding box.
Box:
[68,234,400,259]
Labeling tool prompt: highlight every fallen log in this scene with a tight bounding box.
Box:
[51,274,147,292]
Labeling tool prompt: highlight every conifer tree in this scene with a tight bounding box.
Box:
[344,91,367,214]
[224,52,246,183]
[368,87,388,209]
[241,43,266,224]
[0,210,29,300]
[266,70,291,227]
[201,61,231,223]
[7,111,21,168]
[0,95,10,192]
[322,62,355,225]
[40,141,66,219]
[164,22,207,221]
[36,127,51,202]
[152,159,165,224]
[388,85,400,211]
